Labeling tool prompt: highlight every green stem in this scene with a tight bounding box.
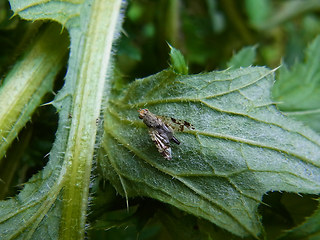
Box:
[59,0,122,239]
[0,24,68,162]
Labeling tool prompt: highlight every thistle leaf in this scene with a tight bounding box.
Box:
[99,67,320,238]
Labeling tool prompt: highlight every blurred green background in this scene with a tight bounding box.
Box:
[1,0,320,239]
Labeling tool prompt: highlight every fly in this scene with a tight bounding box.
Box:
[138,108,194,160]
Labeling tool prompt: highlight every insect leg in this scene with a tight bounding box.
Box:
[171,136,180,145]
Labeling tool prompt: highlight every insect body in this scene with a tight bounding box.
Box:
[138,108,194,160]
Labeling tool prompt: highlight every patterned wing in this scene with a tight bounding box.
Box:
[159,116,195,132]
[148,128,172,160]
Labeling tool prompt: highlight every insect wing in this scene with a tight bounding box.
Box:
[138,109,195,160]
[148,128,172,160]
[159,116,195,132]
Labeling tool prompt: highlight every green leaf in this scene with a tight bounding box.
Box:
[99,67,320,238]
[278,199,320,240]
[9,0,82,29]
[156,207,237,240]
[273,35,320,132]
[168,43,188,75]
[1,0,123,239]
[227,45,257,69]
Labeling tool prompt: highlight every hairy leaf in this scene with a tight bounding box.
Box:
[99,67,320,238]
[9,0,82,29]
[273,35,320,132]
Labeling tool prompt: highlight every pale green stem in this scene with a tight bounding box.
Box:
[59,0,122,239]
[0,24,68,162]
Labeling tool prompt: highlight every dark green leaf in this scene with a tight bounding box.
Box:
[227,45,257,68]
[168,44,189,75]
[278,199,320,240]
[273,35,320,132]
[99,67,320,238]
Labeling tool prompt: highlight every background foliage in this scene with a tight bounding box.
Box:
[1,0,320,239]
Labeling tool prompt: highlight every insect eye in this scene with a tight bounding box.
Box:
[138,109,146,119]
